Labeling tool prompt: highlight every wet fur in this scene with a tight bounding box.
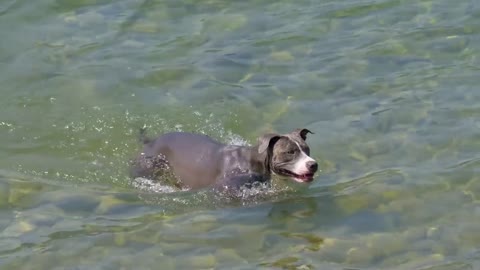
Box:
[130,128,317,192]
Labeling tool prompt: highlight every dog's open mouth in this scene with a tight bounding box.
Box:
[277,169,315,183]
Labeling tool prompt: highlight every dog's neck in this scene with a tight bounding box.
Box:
[246,144,271,177]
[219,143,272,178]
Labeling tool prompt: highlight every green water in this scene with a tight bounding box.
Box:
[1,0,480,269]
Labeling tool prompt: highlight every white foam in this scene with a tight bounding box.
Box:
[131,177,180,193]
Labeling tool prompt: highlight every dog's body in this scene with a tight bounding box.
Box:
[130,128,318,191]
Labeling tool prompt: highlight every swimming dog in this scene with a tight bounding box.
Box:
[130,128,318,191]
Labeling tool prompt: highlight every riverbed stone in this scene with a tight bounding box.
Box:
[8,180,44,207]
[317,237,354,264]
[270,51,295,62]
[3,220,36,237]
[275,257,313,270]
[464,176,480,201]
[204,13,247,32]
[0,181,10,207]
[114,232,127,247]
[95,195,128,215]
[403,227,428,242]
[215,248,247,266]
[0,237,22,254]
[336,194,372,215]
[366,233,407,257]
[161,242,196,256]
[390,253,445,270]
[53,193,100,214]
[175,253,217,269]
[458,222,480,247]
[346,246,374,266]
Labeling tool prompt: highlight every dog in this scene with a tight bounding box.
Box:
[130,128,318,192]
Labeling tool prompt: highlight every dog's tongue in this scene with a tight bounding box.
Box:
[298,173,314,181]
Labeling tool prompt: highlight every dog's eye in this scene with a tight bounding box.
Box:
[287,150,295,155]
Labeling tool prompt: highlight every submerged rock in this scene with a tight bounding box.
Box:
[0,181,10,207]
[346,246,374,266]
[175,253,217,269]
[50,192,100,214]
[95,195,129,215]
[270,51,295,62]
[215,248,247,267]
[8,180,44,207]
[3,220,36,237]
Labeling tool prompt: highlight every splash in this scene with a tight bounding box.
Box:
[131,177,180,193]
[170,110,249,146]
[15,105,289,208]
[210,179,299,207]
[17,106,249,187]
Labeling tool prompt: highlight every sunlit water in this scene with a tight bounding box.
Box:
[1,0,480,269]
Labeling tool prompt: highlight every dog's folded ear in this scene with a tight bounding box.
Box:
[257,133,281,154]
[293,128,314,140]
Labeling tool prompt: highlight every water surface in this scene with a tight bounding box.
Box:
[1,0,480,269]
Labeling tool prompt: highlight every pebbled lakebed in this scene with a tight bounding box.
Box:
[1,0,480,269]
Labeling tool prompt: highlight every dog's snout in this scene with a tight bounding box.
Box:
[306,161,318,172]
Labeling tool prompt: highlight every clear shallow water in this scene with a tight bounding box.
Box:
[1,0,480,269]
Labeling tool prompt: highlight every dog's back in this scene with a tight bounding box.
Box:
[131,131,226,189]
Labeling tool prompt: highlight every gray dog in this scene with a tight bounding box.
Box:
[130,128,318,192]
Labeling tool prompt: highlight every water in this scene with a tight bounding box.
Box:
[1,0,480,269]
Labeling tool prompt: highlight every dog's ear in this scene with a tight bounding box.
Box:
[257,133,281,154]
[293,128,314,141]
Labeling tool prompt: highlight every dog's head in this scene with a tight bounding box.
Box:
[257,128,318,183]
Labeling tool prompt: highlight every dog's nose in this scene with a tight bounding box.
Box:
[306,161,318,172]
